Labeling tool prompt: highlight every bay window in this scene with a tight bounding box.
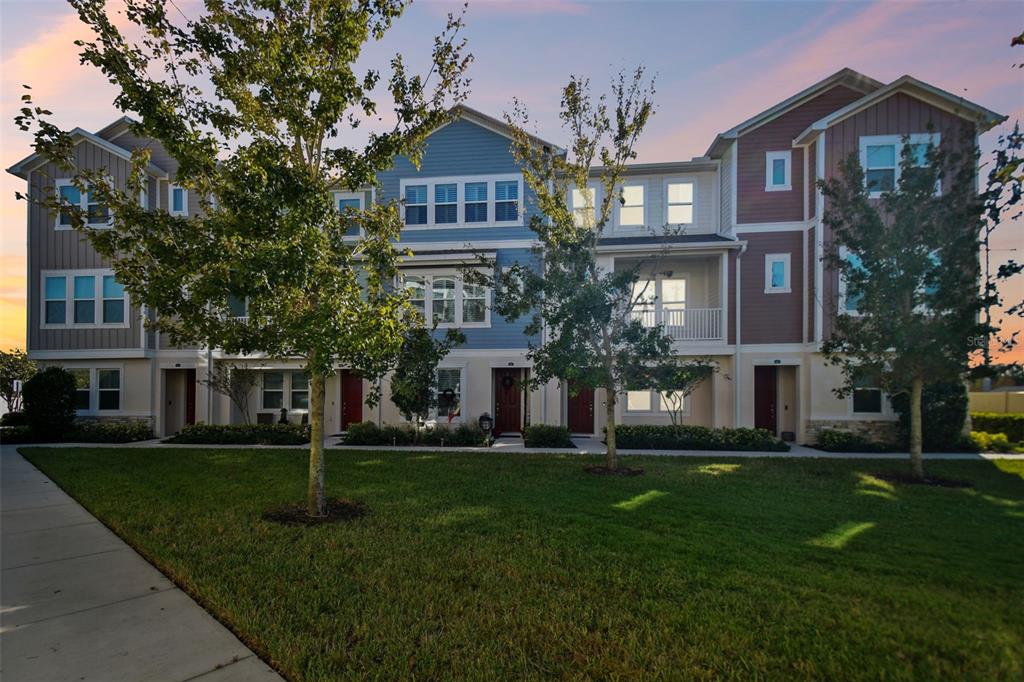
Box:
[400,273,490,327]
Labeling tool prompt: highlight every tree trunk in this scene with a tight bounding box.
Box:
[605,388,617,470]
[909,375,925,481]
[307,370,327,517]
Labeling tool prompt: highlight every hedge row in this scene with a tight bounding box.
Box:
[523,425,574,449]
[343,421,488,447]
[614,424,789,452]
[815,429,899,453]
[0,420,153,444]
[164,422,309,445]
[970,412,1024,443]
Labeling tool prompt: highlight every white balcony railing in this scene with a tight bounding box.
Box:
[631,307,723,342]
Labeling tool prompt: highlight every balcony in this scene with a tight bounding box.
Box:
[631,307,723,341]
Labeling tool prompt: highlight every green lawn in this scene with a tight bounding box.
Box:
[21,447,1024,681]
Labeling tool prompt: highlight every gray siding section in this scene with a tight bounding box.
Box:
[27,140,143,352]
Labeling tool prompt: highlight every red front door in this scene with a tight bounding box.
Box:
[567,381,594,434]
[341,370,363,429]
[754,366,777,434]
[185,369,197,425]
[493,368,523,435]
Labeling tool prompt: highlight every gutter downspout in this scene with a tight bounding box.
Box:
[733,242,747,428]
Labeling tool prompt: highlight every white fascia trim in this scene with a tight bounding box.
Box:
[7,129,167,179]
[729,142,738,229]
[814,132,826,343]
[399,239,537,251]
[398,251,496,266]
[734,221,810,234]
[29,349,149,360]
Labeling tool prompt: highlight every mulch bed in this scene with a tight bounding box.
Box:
[263,499,368,526]
[874,472,973,489]
[583,465,645,477]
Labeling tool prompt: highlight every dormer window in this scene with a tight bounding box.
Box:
[765,151,792,192]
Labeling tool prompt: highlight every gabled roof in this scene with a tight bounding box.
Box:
[442,104,566,156]
[6,122,167,180]
[94,115,140,141]
[704,68,884,158]
[792,74,1007,146]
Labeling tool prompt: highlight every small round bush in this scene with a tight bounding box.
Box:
[22,367,77,436]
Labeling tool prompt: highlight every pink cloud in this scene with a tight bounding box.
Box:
[423,0,590,18]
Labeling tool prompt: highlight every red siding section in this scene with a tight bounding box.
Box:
[736,85,863,224]
[739,232,805,344]
[807,140,817,219]
[819,92,977,339]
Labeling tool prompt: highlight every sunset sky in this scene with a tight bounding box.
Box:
[1,0,1022,358]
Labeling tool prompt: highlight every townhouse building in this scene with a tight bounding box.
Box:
[7,68,1004,441]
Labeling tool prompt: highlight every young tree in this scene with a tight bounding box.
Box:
[389,328,464,440]
[0,349,37,413]
[485,69,715,472]
[629,362,716,427]
[820,133,984,480]
[16,0,471,516]
[200,363,260,425]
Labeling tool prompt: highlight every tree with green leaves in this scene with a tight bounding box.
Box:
[16,0,471,517]
[483,68,715,472]
[0,349,37,413]
[200,362,260,425]
[820,133,984,479]
[629,361,716,427]
[389,328,464,440]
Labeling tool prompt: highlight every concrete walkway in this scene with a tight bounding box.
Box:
[0,445,283,682]
[17,436,1023,460]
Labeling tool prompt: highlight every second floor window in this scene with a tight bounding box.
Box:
[55,180,110,229]
[400,175,522,228]
[860,134,939,197]
[43,270,129,328]
[765,151,792,191]
[494,181,518,222]
[401,273,489,328]
[571,187,596,227]
[666,181,694,224]
[169,184,187,216]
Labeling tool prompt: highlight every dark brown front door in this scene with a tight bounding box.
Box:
[567,381,594,434]
[185,369,197,425]
[494,368,523,435]
[754,366,777,434]
[341,370,363,429]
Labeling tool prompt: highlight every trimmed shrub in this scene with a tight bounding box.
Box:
[816,428,896,453]
[1,411,28,426]
[971,412,1024,444]
[343,421,487,447]
[523,424,574,448]
[970,430,1013,453]
[891,382,968,451]
[23,367,77,437]
[70,421,153,443]
[0,425,36,444]
[165,422,309,445]
[614,424,789,452]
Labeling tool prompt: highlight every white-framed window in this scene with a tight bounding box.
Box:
[262,372,284,410]
[665,180,695,225]
[64,367,122,413]
[464,182,488,223]
[624,389,689,416]
[70,369,91,411]
[400,272,490,328]
[97,368,121,410]
[631,276,686,327]
[334,192,363,212]
[290,372,309,410]
[764,253,791,294]
[400,174,523,228]
[226,294,248,319]
[765,151,792,191]
[168,184,188,216]
[851,373,884,415]
[54,179,111,229]
[41,270,130,329]
[860,133,940,197]
[837,246,866,316]
[404,184,428,225]
[432,367,464,422]
[616,183,645,228]
[571,185,597,228]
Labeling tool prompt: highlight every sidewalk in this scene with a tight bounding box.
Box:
[15,436,1023,459]
[0,444,282,682]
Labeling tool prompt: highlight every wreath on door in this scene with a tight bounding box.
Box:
[501,375,515,389]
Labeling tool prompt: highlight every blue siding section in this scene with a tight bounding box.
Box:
[377,118,540,244]
[459,248,538,349]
